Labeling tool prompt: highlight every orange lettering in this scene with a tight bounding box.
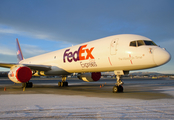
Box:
[86,47,94,59]
[79,44,87,60]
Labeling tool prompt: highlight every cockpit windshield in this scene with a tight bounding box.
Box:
[130,40,157,47]
[144,40,157,45]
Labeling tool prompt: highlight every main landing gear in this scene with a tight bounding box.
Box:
[22,82,33,88]
[113,75,124,93]
[58,76,68,87]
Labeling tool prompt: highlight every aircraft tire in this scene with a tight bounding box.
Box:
[22,83,26,88]
[62,82,68,87]
[58,82,61,87]
[29,82,33,88]
[64,82,68,86]
[113,86,123,93]
[58,82,68,87]
[61,82,64,87]
[118,85,123,92]
[113,86,118,93]
[22,82,33,88]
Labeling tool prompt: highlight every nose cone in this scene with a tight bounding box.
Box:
[153,47,171,66]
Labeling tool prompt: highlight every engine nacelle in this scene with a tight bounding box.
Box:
[8,66,32,83]
[78,72,101,82]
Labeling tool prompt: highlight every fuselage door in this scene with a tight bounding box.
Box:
[110,38,119,55]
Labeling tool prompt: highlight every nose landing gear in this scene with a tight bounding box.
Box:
[113,75,124,93]
[112,70,129,93]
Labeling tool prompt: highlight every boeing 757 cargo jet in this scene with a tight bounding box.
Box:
[0,34,171,93]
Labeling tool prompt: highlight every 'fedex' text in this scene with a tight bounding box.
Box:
[63,44,94,63]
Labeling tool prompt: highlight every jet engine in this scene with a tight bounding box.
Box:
[8,66,32,83]
[77,72,101,82]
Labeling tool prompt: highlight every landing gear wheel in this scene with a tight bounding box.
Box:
[58,82,68,87]
[64,82,68,86]
[113,86,123,93]
[58,76,68,87]
[27,82,33,88]
[113,86,118,93]
[61,82,64,87]
[58,82,61,87]
[22,82,33,88]
[22,83,26,88]
[118,85,123,92]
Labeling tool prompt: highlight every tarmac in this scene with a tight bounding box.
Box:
[0,77,174,100]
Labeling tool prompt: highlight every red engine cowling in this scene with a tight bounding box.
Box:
[8,66,32,83]
[78,72,101,82]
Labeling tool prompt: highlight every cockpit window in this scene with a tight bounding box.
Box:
[144,40,157,46]
[130,41,136,47]
[137,40,145,46]
[130,40,157,47]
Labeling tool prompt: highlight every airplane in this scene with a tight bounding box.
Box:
[0,34,171,93]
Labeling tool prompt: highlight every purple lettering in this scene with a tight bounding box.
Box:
[63,47,81,63]
[73,51,79,62]
[63,49,70,63]
[67,52,73,62]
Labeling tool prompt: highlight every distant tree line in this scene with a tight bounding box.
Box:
[0,72,8,77]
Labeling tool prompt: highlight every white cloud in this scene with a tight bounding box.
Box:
[0,26,52,41]
[34,33,50,40]
[21,44,48,57]
[0,28,18,34]
[0,27,26,36]
[0,45,15,56]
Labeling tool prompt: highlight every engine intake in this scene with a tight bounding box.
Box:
[78,72,101,82]
[8,66,32,83]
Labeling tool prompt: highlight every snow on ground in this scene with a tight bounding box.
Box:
[1,88,174,120]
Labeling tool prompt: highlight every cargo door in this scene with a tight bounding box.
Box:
[110,38,119,55]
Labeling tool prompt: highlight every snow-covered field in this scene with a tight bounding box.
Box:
[0,87,174,119]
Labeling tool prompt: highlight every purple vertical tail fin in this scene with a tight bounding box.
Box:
[16,38,24,62]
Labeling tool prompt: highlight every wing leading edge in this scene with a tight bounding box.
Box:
[0,63,17,68]
[0,63,51,71]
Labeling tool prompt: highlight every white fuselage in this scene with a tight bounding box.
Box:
[19,34,171,75]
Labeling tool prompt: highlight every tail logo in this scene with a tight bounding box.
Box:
[16,38,24,62]
[17,50,21,55]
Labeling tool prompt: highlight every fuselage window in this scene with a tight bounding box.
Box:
[130,41,136,47]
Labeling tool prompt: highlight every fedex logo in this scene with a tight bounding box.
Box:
[63,44,94,63]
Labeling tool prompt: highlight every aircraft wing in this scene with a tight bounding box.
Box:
[0,63,51,71]
[0,63,17,68]
[22,64,51,71]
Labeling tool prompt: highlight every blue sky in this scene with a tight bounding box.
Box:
[0,0,174,73]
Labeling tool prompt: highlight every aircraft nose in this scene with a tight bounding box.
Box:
[153,47,171,66]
